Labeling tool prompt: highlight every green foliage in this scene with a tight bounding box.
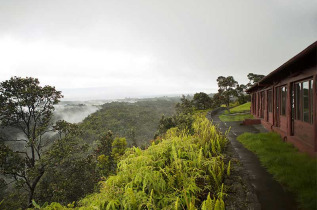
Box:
[175,95,194,115]
[247,73,265,88]
[216,76,238,107]
[111,137,127,161]
[0,188,28,210]
[80,100,177,147]
[35,122,98,206]
[211,93,226,108]
[192,92,212,110]
[95,131,115,177]
[235,84,249,104]
[237,132,317,210]
[156,96,195,138]
[226,161,231,177]
[42,115,228,209]
[0,76,63,208]
[157,114,177,136]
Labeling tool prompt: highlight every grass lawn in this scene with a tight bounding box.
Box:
[237,132,317,210]
[219,113,253,122]
[229,102,251,113]
[219,102,252,122]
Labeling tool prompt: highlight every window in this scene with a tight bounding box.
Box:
[295,83,301,120]
[268,90,272,112]
[303,81,309,122]
[280,86,287,116]
[276,86,287,116]
[294,79,314,124]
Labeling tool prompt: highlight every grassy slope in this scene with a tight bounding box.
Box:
[219,113,253,122]
[42,115,229,210]
[237,132,317,210]
[219,102,252,122]
[229,102,251,113]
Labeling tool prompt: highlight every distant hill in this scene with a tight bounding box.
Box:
[79,99,179,146]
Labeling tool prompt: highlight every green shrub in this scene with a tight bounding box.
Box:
[43,115,229,210]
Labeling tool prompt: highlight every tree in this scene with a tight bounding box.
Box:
[175,95,193,114]
[111,137,127,161]
[235,84,249,104]
[95,131,115,177]
[128,128,137,147]
[192,92,212,110]
[247,73,265,88]
[156,115,176,137]
[35,120,98,205]
[216,76,238,107]
[211,92,226,108]
[0,77,63,207]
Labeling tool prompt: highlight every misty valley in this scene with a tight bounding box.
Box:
[1,70,315,210]
[0,74,263,209]
[0,79,182,209]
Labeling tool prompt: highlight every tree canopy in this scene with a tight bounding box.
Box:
[247,73,265,88]
[216,76,238,107]
[0,77,63,207]
[192,92,212,110]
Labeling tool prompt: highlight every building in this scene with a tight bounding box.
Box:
[247,41,317,156]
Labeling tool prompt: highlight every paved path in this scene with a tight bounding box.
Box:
[207,109,298,210]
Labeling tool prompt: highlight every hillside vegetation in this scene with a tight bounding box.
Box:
[79,100,177,147]
[37,114,230,209]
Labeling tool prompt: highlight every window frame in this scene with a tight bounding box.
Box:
[276,85,287,116]
[293,78,314,124]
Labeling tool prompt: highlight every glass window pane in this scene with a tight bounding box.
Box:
[281,86,287,115]
[303,81,309,122]
[268,90,272,112]
[295,83,301,120]
[276,87,280,114]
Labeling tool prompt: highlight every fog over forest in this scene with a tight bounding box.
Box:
[53,101,104,123]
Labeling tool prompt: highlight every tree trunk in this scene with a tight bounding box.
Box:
[28,187,35,208]
[27,170,45,208]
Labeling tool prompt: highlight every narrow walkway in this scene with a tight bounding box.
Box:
[208,109,298,210]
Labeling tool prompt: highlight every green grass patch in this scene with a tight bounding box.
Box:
[229,102,251,113]
[219,113,253,122]
[194,108,213,115]
[219,102,252,122]
[237,132,317,210]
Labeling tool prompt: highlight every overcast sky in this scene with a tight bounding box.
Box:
[0,0,316,100]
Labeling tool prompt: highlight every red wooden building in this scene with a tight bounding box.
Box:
[247,41,317,156]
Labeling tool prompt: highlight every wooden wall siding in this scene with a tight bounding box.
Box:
[313,74,317,152]
[293,120,314,146]
[279,115,288,132]
[269,112,274,125]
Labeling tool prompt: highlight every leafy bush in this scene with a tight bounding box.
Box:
[42,115,229,209]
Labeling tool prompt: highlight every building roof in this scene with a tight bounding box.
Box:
[247,41,317,93]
